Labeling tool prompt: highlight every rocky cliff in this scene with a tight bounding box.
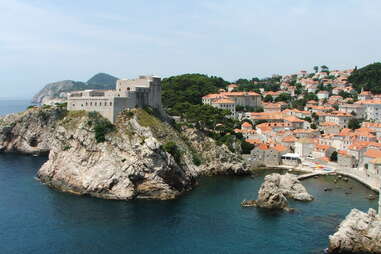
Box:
[0,105,66,154]
[328,208,381,254]
[0,106,246,200]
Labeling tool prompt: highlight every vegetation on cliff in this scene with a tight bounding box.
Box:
[161,74,228,113]
[349,62,381,94]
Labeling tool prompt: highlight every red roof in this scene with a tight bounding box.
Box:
[364,149,381,158]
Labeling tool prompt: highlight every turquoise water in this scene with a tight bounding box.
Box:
[0,154,377,254]
[0,100,378,253]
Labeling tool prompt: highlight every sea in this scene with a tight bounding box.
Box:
[0,100,378,254]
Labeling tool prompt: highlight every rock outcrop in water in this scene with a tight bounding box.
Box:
[328,208,381,254]
[279,173,314,201]
[242,173,313,210]
[0,106,246,200]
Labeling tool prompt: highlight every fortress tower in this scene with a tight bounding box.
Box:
[67,75,162,123]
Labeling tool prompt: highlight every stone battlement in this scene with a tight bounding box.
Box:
[67,75,162,123]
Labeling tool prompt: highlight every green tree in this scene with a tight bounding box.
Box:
[313,66,319,73]
[348,118,361,130]
[263,95,273,102]
[348,62,381,94]
[275,93,292,102]
[321,65,329,73]
[330,151,338,162]
[241,140,255,154]
[162,74,228,112]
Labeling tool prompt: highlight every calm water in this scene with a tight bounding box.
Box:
[0,101,378,254]
[0,99,31,116]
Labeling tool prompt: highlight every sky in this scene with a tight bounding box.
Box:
[1,0,381,99]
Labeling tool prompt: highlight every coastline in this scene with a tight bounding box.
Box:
[250,163,380,194]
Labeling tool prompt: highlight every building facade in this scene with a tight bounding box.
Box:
[67,75,162,123]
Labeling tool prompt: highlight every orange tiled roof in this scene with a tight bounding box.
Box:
[212,98,235,104]
[242,122,252,128]
[364,149,381,158]
[320,121,338,127]
[273,144,288,152]
[282,135,297,143]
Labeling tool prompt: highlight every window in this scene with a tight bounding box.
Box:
[110,102,112,106]
[95,102,97,106]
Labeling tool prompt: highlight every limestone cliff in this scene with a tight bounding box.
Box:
[0,106,66,154]
[328,208,381,254]
[0,106,246,200]
[181,128,248,176]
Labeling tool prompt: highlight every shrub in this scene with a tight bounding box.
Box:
[88,112,115,143]
[162,141,182,164]
[330,151,338,162]
[192,152,202,166]
[241,140,255,154]
[63,145,71,151]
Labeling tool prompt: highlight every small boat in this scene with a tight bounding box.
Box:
[368,194,376,200]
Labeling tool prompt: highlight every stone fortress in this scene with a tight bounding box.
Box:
[67,75,162,123]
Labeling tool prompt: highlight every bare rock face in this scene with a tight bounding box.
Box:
[37,110,197,200]
[181,128,248,176]
[279,173,314,201]
[254,174,289,210]
[243,173,313,210]
[328,208,381,254]
[0,106,66,154]
[1,106,248,200]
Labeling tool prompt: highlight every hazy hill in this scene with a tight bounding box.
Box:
[32,73,118,104]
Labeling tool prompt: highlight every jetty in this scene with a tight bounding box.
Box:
[297,171,331,180]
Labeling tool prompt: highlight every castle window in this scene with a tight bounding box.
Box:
[110,102,112,106]
[95,102,97,106]
[90,102,92,106]
[86,102,88,106]
[104,102,107,106]
[72,104,75,107]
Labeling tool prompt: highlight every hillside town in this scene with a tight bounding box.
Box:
[202,67,381,190]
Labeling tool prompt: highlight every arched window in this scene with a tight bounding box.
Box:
[110,102,112,106]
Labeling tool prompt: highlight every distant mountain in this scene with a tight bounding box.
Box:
[87,73,118,88]
[32,73,118,104]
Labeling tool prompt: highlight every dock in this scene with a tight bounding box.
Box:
[297,171,331,180]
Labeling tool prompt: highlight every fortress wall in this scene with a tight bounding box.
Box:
[67,97,115,122]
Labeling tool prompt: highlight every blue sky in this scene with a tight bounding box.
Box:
[1,0,381,98]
